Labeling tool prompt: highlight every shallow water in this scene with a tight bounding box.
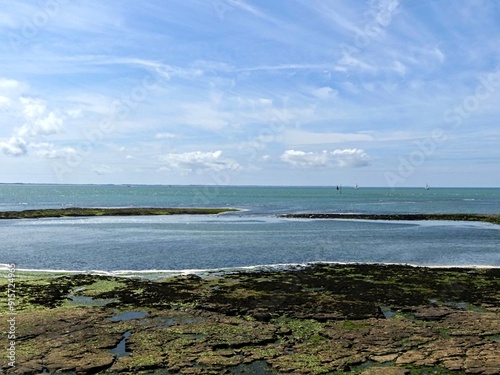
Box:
[0,185,498,272]
[0,214,498,272]
[109,330,131,358]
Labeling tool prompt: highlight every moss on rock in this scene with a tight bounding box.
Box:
[1,264,499,374]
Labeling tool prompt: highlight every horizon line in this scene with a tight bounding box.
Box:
[0,182,498,189]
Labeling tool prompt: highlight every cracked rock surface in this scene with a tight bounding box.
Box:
[1,264,499,374]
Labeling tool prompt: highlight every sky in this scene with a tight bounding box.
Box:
[0,0,499,187]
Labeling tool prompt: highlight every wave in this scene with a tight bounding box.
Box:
[0,262,307,278]
[283,216,499,229]
[2,261,499,279]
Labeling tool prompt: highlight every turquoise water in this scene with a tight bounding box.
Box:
[1,184,499,214]
[0,185,499,272]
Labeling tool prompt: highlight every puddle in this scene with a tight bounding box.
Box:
[110,330,131,358]
[429,299,485,312]
[108,311,149,322]
[486,334,500,341]
[441,301,485,312]
[66,286,117,307]
[379,306,397,319]
[443,301,468,309]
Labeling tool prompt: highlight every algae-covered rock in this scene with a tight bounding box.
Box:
[1,264,499,374]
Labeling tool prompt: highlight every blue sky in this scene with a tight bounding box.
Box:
[0,0,499,187]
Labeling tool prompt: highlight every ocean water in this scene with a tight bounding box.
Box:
[0,184,499,273]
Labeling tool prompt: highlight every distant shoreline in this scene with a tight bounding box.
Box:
[0,207,238,219]
[281,212,500,225]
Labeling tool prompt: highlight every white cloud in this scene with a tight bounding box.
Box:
[337,52,375,72]
[93,165,121,175]
[18,97,65,136]
[155,132,176,139]
[280,150,329,167]
[432,47,445,63]
[331,148,370,167]
[0,137,28,156]
[0,78,26,108]
[258,98,273,106]
[0,95,67,157]
[159,150,241,173]
[393,60,407,75]
[0,78,22,91]
[65,108,83,118]
[312,86,337,99]
[30,143,77,159]
[0,3,498,186]
[20,97,45,119]
[229,0,269,19]
[281,149,370,168]
[0,95,11,108]
[0,138,73,159]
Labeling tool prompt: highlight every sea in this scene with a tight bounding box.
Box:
[0,184,499,276]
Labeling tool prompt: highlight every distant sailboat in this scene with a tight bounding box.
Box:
[355,183,359,190]
[425,183,430,190]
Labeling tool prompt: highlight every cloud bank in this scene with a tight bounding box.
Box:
[281,149,370,168]
[159,151,241,173]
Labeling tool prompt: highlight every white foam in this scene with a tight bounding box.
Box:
[2,261,499,279]
[286,217,499,230]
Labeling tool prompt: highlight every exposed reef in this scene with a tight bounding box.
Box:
[1,264,499,374]
[0,207,237,220]
[280,213,500,225]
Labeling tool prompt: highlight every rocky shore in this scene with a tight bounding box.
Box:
[280,213,500,225]
[0,207,237,220]
[1,264,499,374]
[2,209,499,225]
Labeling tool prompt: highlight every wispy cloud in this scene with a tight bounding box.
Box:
[0,0,498,186]
[283,130,373,145]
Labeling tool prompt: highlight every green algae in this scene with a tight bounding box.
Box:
[281,212,500,225]
[2,264,500,375]
[0,207,238,219]
[79,279,127,296]
[274,318,324,341]
[407,367,468,375]
[342,321,368,330]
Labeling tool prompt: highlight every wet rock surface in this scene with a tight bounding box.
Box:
[280,213,500,225]
[1,264,499,374]
[0,207,237,220]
